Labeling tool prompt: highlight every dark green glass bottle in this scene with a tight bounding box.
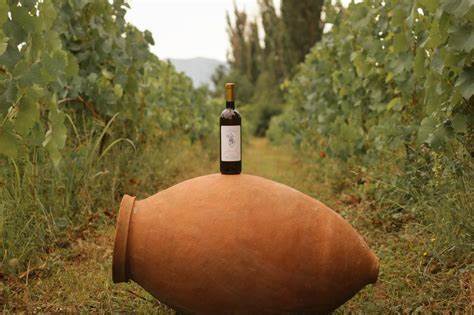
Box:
[220,83,241,174]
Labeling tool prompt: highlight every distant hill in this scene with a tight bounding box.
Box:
[168,57,226,89]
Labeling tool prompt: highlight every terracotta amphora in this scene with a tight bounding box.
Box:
[113,174,379,314]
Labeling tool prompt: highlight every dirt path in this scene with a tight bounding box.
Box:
[5,138,470,313]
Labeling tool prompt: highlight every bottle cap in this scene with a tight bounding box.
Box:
[225,83,235,102]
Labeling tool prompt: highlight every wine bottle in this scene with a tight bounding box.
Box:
[220,83,241,174]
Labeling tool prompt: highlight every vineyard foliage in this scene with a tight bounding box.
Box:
[0,0,213,163]
[0,0,217,267]
[272,0,473,247]
[281,0,473,158]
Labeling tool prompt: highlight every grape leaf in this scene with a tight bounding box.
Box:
[0,31,8,55]
[42,105,67,166]
[448,27,474,52]
[113,84,123,97]
[144,30,154,45]
[393,32,409,53]
[0,127,18,158]
[0,0,8,26]
[414,48,426,78]
[455,69,474,99]
[417,116,437,144]
[391,8,406,27]
[419,0,439,12]
[451,113,467,133]
[15,95,38,135]
[442,0,473,18]
[427,126,447,149]
[65,53,79,77]
[38,0,57,31]
[426,20,448,48]
[10,6,37,33]
[387,97,402,111]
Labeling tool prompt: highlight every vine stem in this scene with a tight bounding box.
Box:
[58,96,101,120]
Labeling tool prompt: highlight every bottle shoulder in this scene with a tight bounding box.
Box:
[220,108,241,121]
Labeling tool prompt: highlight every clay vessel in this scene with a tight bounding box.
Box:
[113,174,378,314]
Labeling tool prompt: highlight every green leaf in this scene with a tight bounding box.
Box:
[10,6,37,33]
[442,49,463,68]
[42,106,67,166]
[88,73,98,82]
[0,0,8,26]
[431,49,444,74]
[386,97,402,111]
[427,126,447,150]
[419,0,439,12]
[38,0,57,31]
[43,32,62,52]
[426,19,448,48]
[44,50,67,76]
[15,95,38,135]
[113,84,123,98]
[391,8,406,27]
[43,134,61,166]
[442,0,473,18]
[65,53,79,77]
[414,48,426,78]
[393,32,409,53]
[50,113,66,149]
[448,26,474,52]
[417,116,437,144]
[0,32,8,55]
[0,128,18,158]
[101,69,113,80]
[451,114,467,133]
[351,51,369,77]
[18,63,44,86]
[455,69,474,99]
[144,30,154,45]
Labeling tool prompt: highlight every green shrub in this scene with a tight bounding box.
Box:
[281,0,473,256]
[0,0,216,270]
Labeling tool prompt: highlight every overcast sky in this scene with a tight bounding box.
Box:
[126,0,280,61]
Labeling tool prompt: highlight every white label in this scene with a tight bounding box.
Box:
[221,125,241,162]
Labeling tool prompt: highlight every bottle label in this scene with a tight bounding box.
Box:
[221,125,241,162]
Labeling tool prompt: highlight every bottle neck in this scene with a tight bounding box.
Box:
[226,100,235,109]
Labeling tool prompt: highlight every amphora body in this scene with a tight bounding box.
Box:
[113,174,379,314]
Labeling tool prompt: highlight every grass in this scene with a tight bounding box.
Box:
[2,127,217,313]
[247,138,472,312]
[2,138,472,313]
[3,226,168,313]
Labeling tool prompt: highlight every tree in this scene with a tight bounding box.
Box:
[258,0,287,79]
[246,20,261,84]
[211,64,227,90]
[281,0,325,71]
[226,6,248,75]
[217,0,326,135]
